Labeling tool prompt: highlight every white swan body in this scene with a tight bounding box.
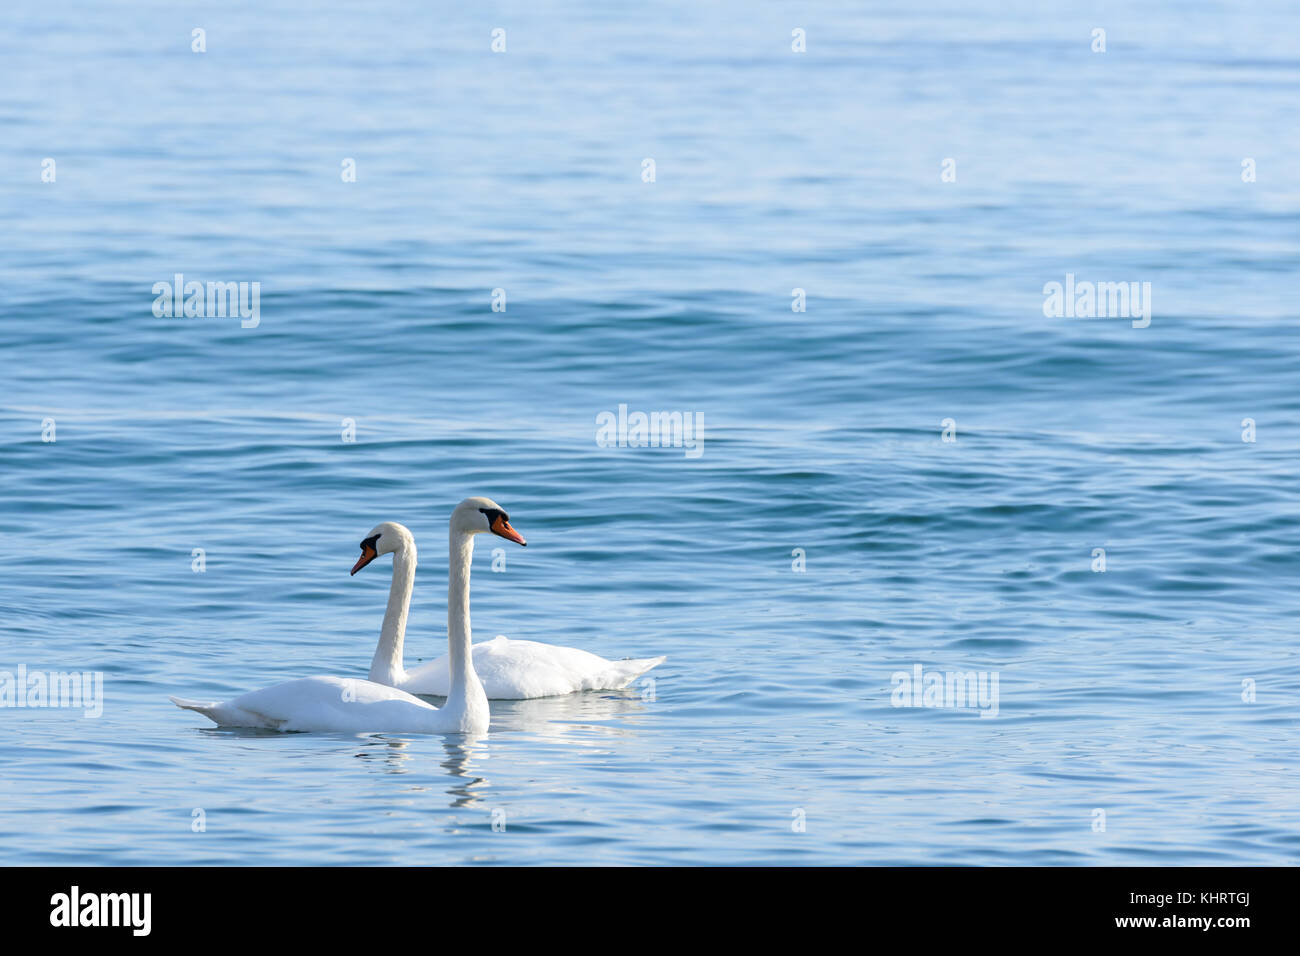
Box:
[397,637,665,700]
[170,498,514,733]
[170,677,469,734]
[361,507,664,699]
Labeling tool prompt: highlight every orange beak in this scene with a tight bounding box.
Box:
[351,541,378,575]
[490,514,526,546]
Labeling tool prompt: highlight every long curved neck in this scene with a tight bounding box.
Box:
[443,528,487,720]
[368,544,416,685]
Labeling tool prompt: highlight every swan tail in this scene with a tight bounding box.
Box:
[169,695,279,729]
[606,655,666,689]
[170,695,216,712]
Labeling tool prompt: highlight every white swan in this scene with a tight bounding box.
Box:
[362,508,664,699]
[393,636,664,700]
[169,497,515,733]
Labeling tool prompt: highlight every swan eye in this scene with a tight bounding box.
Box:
[479,507,505,524]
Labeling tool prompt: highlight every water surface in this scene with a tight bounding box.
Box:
[1,1,1298,864]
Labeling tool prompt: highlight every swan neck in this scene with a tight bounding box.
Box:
[368,545,415,685]
[442,528,488,730]
[447,530,475,680]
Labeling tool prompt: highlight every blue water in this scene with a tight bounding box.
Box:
[2,1,1298,865]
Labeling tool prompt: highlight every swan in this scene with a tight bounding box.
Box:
[392,636,664,700]
[168,497,518,733]
[361,508,664,700]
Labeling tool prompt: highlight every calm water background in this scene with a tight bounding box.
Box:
[1,1,1298,864]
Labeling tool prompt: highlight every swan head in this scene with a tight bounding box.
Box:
[452,496,526,546]
[350,521,415,575]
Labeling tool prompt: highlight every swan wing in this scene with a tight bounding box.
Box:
[171,677,444,733]
[402,637,664,699]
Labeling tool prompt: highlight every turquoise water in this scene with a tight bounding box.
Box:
[2,1,1298,864]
